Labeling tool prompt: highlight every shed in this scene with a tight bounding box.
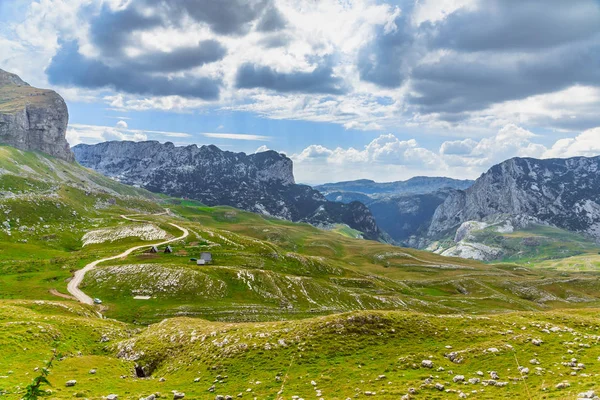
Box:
[200,252,212,263]
[149,246,159,253]
[164,245,173,254]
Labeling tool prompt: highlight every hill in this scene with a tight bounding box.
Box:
[1,301,600,399]
[2,146,600,398]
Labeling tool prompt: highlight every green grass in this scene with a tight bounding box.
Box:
[1,301,600,399]
[2,146,600,398]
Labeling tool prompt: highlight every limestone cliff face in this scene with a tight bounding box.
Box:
[74,141,383,240]
[0,69,74,162]
[428,156,600,239]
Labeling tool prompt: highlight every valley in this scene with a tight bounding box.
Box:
[1,65,600,399]
[1,145,600,398]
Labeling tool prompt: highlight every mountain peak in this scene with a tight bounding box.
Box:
[429,155,600,239]
[0,68,29,87]
[0,68,74,162]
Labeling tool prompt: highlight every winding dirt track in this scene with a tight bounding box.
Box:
[67,212,189,305]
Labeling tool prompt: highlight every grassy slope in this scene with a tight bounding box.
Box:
[2,146,600,398]
[1,302,600,399]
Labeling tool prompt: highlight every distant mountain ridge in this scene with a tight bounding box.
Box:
[315,176,474,196]
[314,176,473,245]
[428,156,600,240]
[74,141,383,240]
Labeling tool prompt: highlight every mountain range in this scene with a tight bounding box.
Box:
[73,141,383,240]
[315,177,473,246]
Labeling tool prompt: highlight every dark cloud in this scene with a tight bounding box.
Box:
[357,20,412,88]
[431,0,600,52]
[235,62,347,94]
[408,41,600,116]
[47,41,221,100]
[90,0,285,56]
[90,5,162,56]
[129,40,227,73]
[145,0,275,36]
[256,5,287,32]
[356,0,600,121]
[356,8,418,89]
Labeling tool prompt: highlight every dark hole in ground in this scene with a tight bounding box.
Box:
[135,365,146,378]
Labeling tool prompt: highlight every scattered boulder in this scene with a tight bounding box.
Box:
[518,367,529,375]
[434,383,444,391]
[453,375,465,383]
[530,359,540,365]
[490,371,499,380]
[65,380,77,387]
[107,395,118,400]
[89,369,97,374]
[578,391,596,399]
[173,392,185,399]
[422,360,434,368]
[468,378,480,385]
[532,338,543,346]
[556,382,570,389]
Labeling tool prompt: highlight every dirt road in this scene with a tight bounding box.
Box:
[67,212,189,305]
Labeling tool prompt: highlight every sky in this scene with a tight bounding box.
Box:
[0,0,599,184]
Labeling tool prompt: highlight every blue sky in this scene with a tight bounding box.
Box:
[1,0,600,184]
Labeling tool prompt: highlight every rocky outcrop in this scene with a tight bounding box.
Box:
[74,141,383,240]
[0,69,74,162]
[429,156,600,239]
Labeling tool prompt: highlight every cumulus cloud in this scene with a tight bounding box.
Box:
[66,123,195,146]
[47,41,222,100]
[293,134,441,167]
[235,61,347,94]
[67,123,148,146]
[544,128,600,158]
[293,124,600,183]
[5,0,600,138]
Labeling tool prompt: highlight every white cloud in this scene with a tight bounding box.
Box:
[116,120,128,129]
[293,124,600,184]
[255,145,270,153]
[292,133,445,183]
[544,128,600,158]
[67,123,147,145]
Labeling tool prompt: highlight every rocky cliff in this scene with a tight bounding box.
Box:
[0,69,74,162]
[74,141,382,240]
[428,156,600,240]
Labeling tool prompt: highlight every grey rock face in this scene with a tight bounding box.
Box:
[429,156,600,239]
[0,69,74,162]
[73,141,382,240]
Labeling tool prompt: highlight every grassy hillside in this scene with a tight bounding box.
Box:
[431,221,600,265]
[1,301,599,399]
[2,146,600,399]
